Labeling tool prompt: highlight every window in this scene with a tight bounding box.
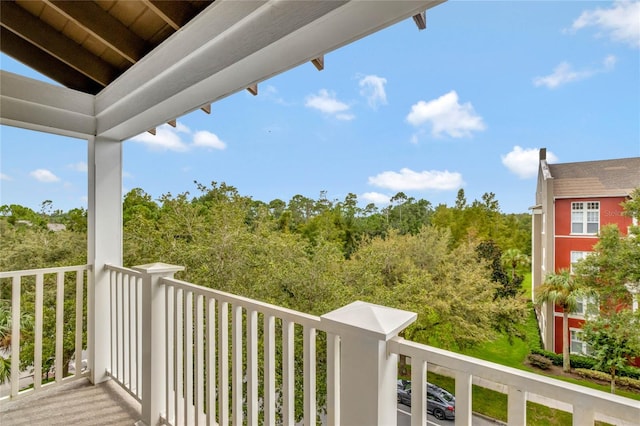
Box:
[571,202,599,234]
[570,329,592,355]
[573,295,597,317]
[570,251,590,274]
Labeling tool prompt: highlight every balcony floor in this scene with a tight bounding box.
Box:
[0,378,141,425]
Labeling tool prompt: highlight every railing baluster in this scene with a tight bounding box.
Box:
[185,290,194,426]
[166,284,174,425]
[10,275,20,397]
[74,270,83,376]
[455,370,473,426]
[508,386,526,425]
[175,287,184,424]
[136,274,142,399]
[410,357,427,426]
[282,319,295,426]
[123,272,130,387]
[54,271,64,383]
[195,294,204,424]
[326,332,340,426]
[109,269,115,378]
[206,296,216,426]
[218,301,229,426]
[303,325,316,426]
[231,304,243,426]
[264,314,276,426]
[247,308,258,426]
[34,273,43,390]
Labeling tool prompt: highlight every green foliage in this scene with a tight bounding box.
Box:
[581,309,640,393]
[575,368,640,391]
[528,354,552,369]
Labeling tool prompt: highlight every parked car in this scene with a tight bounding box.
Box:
[396,380,455,420]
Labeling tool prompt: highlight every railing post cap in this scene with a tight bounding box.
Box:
[132,262,185,274]
[321,301,417,341]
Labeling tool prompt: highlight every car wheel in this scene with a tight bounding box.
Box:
[397,394,401,403]
[433,408,446,420]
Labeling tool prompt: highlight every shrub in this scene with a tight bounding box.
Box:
[575,369,640,391]
[528,354,552,370]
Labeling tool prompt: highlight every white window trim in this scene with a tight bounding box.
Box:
[570,251,590,274]
[571,201,600,235]
[570,327,593,356]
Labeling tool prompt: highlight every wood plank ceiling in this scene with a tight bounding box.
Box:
[0,0,214,95]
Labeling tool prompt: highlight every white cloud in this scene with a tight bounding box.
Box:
[305,89,353,119]
[368,168,464,191]
[130,123,225,152]
[68,161,88,172]
[30,169,60,183]
[1,173,12,181]
[359,75,388,109]
[406,91,486,138]
[361,192,390,205]
[131,126,189,152]
[193,131,226,150]
[533,55,617,89]
[501,146,559,179]
[569,1,640,48]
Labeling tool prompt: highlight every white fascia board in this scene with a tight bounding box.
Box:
[0,71,95,138]
[96,0,445,141]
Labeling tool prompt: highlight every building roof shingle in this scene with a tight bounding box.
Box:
[548,157,640,198]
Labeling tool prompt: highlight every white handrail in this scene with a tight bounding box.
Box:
[389,336,640,426]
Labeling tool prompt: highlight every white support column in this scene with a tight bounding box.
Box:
[87,136,122,385]
[321,301,416,426]
[134,263,185,426]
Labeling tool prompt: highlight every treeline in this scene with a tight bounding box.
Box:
[1,181,531,349]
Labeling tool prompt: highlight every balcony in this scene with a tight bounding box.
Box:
[1,264,638,426]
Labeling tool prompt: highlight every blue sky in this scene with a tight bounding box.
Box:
[1,1,639,215]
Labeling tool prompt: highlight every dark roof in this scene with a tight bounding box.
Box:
[548,157,640,198]
[1,1,213,95]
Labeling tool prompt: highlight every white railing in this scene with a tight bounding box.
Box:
[7,262,639,426]
[159,276,336,426]
[389,337,640,426]
[0,265,89,400]
[105,264,143,402]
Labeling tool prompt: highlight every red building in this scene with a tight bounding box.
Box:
[531,148,640,355]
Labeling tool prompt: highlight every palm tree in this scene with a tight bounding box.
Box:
[535,270,595,372]
[501,248,530,281]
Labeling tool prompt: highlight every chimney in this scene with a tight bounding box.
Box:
[539,148,546,161]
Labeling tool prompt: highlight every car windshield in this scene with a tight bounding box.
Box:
[439,390,455,403]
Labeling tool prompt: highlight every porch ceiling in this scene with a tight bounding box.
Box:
[0,0,446,141]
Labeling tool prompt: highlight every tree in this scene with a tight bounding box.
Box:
[501,248,530,282]
[581,309,640,394]
[535,270,595,372]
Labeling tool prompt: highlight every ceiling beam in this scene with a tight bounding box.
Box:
[142,0,197,30]
[1,2,117,87]
[311,56,324,71]
[412,12,427,30]
[0,27,103,94]
[0,71,96,139]
[44,0,147,64]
